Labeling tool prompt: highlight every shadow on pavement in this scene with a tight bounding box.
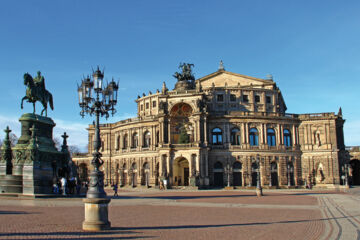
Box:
[110,194,257,200]
[0,229,154,240]
[113,214,359,231]
[0,210,34,214]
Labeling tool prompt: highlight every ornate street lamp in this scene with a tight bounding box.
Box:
[78,67,119,231]
[287,161,294,188]
[256,155,263,197]
[342,164,350,188]
[224,160,233,188]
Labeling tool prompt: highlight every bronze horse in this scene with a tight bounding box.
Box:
[21,72,54,116]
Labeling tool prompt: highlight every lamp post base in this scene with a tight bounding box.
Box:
[83,198,111,231]
[256,187,263,197]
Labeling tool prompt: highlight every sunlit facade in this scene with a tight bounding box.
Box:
[73,64,346,189]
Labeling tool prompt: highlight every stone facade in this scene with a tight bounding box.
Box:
[73,66,346,189]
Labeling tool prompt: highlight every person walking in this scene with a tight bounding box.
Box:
[113,183,118,196]
[163,178,167,190]
[60,177,67,196]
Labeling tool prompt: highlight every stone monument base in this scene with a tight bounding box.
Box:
[0,175,22,193]
[83,198,111,231]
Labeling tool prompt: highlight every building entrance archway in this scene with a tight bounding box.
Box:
[213,162,224,187]
[173,157,189,186]
[270,162,278,186]
[350,159,360,185]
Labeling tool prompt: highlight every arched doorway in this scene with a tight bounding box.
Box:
[288,162,295,186]
[251,162,258,186]
[155,162,159,186]
[115,163,120,185]
[142,162,150,186]
[213,162,224,187]
[173,158,190,186]
[120,163,127,187]
[233,161,242,187]
[130,163,137,187]
[270,162,278,186]
[350,160,360,185]
[78,163,88,183]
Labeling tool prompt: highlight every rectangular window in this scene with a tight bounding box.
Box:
[255,95,260,103]
[243,95,249,103]
[230,94,236,102]
[217,94,224,102]
[146,102,149,109]
[266,96,271,104]
[153,101,156,107]
[140,104,143,111]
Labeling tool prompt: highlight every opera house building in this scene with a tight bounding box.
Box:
[73,63,346,189]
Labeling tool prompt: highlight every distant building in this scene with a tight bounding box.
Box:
[73,63,347,189]
[347,146,360,185]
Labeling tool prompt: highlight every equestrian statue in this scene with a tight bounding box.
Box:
[21,71,54,117]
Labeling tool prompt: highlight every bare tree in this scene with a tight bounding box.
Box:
[9,133,18,147]
[53,137,61,151]
[69,145,80,155]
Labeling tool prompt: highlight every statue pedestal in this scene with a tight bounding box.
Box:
[1,113,67,196]
[22,163,54,195]
[83,198,111,231]
[0,175,22,193]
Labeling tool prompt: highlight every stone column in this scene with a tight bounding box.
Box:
[204,117,208,145]
[278,156,284,186]
[159,120,164,144]
[277,124,281,146]
[264,124,268,145]
[167,119,171,144]
[292,125,297,145]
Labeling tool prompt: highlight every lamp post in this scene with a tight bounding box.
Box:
[78,67,119,231]
[256,155,263,197]
[224,161,232,188]
[342,164,349,188]
[287,161,294,188]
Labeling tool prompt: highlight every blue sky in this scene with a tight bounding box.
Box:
[1,0,360,150]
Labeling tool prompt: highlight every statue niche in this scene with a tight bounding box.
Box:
[170,103,193,144]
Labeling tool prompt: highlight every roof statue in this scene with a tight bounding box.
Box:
[173,63,195,82]
[173,63,195,90]
[218,60,225,71]
[21,71,54,117]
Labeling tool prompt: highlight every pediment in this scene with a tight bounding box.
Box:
[197,70,273,88]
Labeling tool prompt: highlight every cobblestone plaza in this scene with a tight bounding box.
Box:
[1,188,360,239]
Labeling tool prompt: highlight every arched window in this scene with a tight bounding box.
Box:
[101,140,104,151]
[123,134,128,149]
[249,128,259,146]
[214,161,223,169]
[212,128,223,145]
[156,131,159,146]
[233,161,242,170]
[116,135,120,150]
[143,131,151,147]
[284,129,292,147]
[231,128,241,145]
[267,128,276,146]
[132,133,138,148]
